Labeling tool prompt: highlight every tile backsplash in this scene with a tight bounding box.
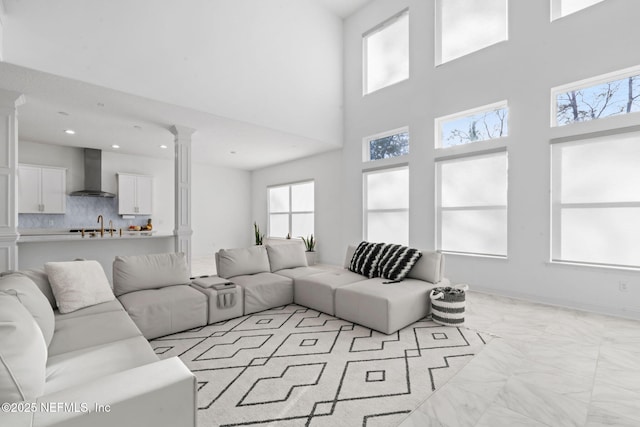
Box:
[19,196,152,230]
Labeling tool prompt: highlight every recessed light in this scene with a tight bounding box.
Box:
[159,144,168,149]
[64,129,76,135]
[134,125,142,130]
[58,111,70,116]
[97,103,105,107]
[230,150,237,154]
[112,144,120,149]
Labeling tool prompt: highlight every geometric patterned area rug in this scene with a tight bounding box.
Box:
[151,304,492,427]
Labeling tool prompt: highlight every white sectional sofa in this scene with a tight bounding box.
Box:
[215,242,449,334]
[0,265,196,427]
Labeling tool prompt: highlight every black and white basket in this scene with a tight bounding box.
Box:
[430,284,469,326]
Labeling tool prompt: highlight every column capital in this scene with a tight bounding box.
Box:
[169,125,196,139]
[0,89,26,109]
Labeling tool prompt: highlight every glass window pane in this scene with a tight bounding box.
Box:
[292,213,314,238]
[438,0,507,64]
[558,135,640,204]
[365,11,409,94]
[269,186,289,213]
[366,167,409,210]
[560,208,640,267]
[269,214,289,238]
[291,182,314,212]
[441,209,507,255]
[440,106,508,148]
[369,131,409,161]
[556,74,640,126]
[441,153,507,207]
[367,211,408,245]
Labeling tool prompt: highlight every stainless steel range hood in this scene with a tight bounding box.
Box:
[69,148,116,198]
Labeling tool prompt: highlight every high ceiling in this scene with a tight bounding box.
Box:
[0,0,372,170]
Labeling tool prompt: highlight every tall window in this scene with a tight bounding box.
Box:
[364,166,409,245]
[363,9,409,95]
[435,0,508,65]
[363,128,409,162]
[436,102,509,148]
[268,181,314,238]
[551,132,640,268]
[551,0,605,20]
[553,68,640,127]
[436,152,508,256]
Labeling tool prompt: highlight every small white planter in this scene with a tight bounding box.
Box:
[305,251,317,266]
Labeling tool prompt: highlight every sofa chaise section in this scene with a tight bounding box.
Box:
[335,248,449,334]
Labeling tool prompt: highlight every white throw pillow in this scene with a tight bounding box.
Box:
[0,274,55,347]
[0,290,47,402]
[216,246,271,279]
[45,260,115,314]
[266,243,308,272]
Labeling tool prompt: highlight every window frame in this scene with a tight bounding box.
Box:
[362,164,410,245]
[362,8,410,96]
[267,180,314,239]
[362,126,410,162]
[435,148,509,258]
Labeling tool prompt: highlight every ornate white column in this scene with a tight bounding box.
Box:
[0,89,25,272]
[169,125,195,273]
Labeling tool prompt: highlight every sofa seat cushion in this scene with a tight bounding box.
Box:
[274,266,326,279]
[44,336,158,394]
[48,309,143,357]
[293,269,367,315]
[231,272,293,314]
[53,298,125,321]
[0,274,55,347]
[112,252,191,297]
[118,285,207,340]
[335,278,437,334]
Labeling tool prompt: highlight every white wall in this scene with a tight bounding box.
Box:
[19,140,84,192]
[192,162,251,257]
[339,0,640,318]
[251,150,344,265]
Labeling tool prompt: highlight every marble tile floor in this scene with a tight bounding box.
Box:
[399,291,640,427]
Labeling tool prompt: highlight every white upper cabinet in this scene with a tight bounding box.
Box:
[18,164,67,214]
[117,173,153,215]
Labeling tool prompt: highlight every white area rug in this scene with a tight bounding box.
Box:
[151,305,492,427]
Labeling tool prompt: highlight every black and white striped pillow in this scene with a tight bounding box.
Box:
[348,241,384,278]
[377,244,422,282]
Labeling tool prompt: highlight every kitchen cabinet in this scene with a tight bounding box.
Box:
[117,173,153,215]
[18,164,67,214]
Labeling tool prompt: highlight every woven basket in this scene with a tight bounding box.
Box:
[430,284,468,326]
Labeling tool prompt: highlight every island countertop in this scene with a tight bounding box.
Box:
[17,229,174,243]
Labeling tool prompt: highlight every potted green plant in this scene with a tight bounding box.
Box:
[253,222,264,245]
[300,234,317,265]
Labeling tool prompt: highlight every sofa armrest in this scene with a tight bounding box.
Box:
[32,357,196,427]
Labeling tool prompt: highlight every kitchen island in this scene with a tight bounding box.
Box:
[17,230,175,283]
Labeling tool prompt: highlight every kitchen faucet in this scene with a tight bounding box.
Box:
[109,220,114,237]
[97,215,104,237]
